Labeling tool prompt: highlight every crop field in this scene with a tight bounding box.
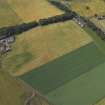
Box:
[3,20,92,76]
[70,0,105,17]
[0,0,21,27]
[19,42,105,94]
[47,60,105,105]
[7,0,62,22]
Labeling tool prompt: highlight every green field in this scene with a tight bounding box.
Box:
[19,42,105,94]
[47,61,105,105]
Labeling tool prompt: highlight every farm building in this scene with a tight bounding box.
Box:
[0,36,15,53]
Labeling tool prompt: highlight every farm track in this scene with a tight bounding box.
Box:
[16,77,50,105]
[24,91,35,105]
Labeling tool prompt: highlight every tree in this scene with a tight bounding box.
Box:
[86,6,90,10]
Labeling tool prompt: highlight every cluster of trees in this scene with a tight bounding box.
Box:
[0,21,39,40]
[14,21,39,34]
[39,12,76,25]
[0,26,15,40]
[48,0,71,12]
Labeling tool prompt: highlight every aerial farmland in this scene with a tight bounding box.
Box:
[3,20,92,76]
[2,0,92,76]
[1,0,105,105]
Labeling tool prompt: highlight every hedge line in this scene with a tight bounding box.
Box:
[81,17,105,40]
[0,12,76,40]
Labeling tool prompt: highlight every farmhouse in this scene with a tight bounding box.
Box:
[0,36,15,53]
[73,16,86,28]
[96,15,105,20]
[6,36,15,43]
